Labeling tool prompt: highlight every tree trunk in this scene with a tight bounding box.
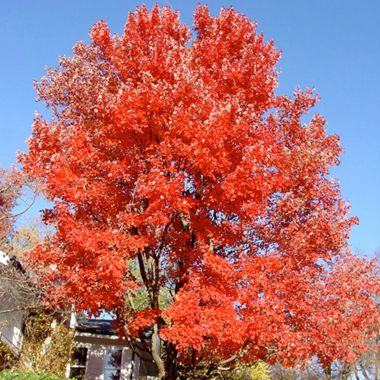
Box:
[341,365,351,380]
[360,364,371,380]
[353,366,360,380]
[163,341,182,380]
[375,350,380,380]
[323,365,332,380]
[152,323,165,379]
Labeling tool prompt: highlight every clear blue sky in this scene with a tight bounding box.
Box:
[1,1,379,256]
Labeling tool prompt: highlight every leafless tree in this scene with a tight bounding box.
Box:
[0,261,41,316]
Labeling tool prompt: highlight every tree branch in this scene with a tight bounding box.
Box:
[0,192,37,222]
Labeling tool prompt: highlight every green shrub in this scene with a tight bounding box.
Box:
[0,371,65,380]
[223,361,271,380]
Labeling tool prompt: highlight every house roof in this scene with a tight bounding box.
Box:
[76,318,153,339]
[76,318,116,335]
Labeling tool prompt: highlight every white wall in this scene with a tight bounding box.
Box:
[73,341,140,380]
[121,346,140,380]
[86,343,105,380]
[0,251,10,265]
[0,310,24,353]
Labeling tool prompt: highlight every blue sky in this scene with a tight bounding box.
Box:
[1,1,379,256]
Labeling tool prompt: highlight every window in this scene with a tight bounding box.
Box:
[70,347,87,379]
[104,348,122,380]
[12,326,22,347]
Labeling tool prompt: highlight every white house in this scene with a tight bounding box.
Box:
[67,318,158,380]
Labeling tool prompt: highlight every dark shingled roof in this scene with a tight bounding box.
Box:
[76,319,116,335]
[76,318,154,339]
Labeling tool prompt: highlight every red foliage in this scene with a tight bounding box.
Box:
[20,5,380,370]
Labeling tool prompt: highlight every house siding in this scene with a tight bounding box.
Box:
[85,343,106,380]
[0,310,23,353]
[121,346,140,380]
[72,338,141,380]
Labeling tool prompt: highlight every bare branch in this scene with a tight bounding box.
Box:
[0,191,37,222]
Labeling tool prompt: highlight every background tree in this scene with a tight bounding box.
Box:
[1,168,22,249]
[0,167,43,315]
[0,167,37,253]
[0,167,62,373]
[20,5,380,379]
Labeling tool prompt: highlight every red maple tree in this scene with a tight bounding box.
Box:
[20,5,380,379]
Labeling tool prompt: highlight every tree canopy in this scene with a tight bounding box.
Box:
[20,5,380,379]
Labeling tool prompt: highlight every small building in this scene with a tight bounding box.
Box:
[0,250,26,356]
[67,318,158,380]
